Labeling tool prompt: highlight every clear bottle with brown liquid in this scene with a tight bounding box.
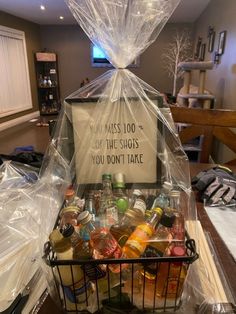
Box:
[110,208,145,247]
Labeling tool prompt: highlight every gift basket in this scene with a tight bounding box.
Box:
[2,0,230,313]
[42,0,201,312]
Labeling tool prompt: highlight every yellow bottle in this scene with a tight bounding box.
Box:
[122,207,163,258]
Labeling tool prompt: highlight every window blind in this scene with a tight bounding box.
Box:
[0,25,32,118]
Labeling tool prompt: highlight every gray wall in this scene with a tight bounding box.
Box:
[40,23,194,100]
[193,0,236,162]
[0,11,41,123]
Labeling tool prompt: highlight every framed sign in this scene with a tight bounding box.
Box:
[217,31,227,55]
[67,97,163,187]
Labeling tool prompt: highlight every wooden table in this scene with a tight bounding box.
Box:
[38,162,236,312]
[190,163,236,302]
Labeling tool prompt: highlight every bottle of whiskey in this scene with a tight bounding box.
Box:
[99,173,118,227]
[78,211,124,273]
[110,208,145,247]
[112,172,129,216]
[122,207,163,258]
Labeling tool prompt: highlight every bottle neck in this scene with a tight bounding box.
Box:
[102,180,113,195]
[147,210,162,229]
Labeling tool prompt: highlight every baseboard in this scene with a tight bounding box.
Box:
[0,111,40,132]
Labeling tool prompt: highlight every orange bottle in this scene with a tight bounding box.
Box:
[122,207,163,258]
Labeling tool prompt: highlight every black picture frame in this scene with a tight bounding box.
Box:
[194,37,202,59]
[217,31,227,55]
[199,43,206,61]
[208,30,215,53]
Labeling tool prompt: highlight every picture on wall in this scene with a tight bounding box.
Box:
[217,31,227,55]
[208,28,215,53]
[199,43,206,61]
[194,37,202,59]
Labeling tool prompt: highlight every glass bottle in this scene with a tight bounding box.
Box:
[152,181,172,210]
[60,223,92,260]
[99,173,118,227]
[112,173,129,216]
[49,229,94,311]
[169,190,185,244]
[110,208,145,247]
[59,206,81,230]
[122,207,163,258]
[78,211,124,273]
[130,189,146,216]
[64,186,76,206]
[84,192,97,224]
[156,246,187,299]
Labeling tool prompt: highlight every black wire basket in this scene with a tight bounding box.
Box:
[44,235,198,314]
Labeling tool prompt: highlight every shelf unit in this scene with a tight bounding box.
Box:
[35,52,61,115]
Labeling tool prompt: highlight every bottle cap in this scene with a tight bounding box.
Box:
[60,223,75,238]
[113,173,125,184]
[171,246,186,257]
[169,190,181,198]
[60,206,81,216]
[163,181,172,191]
[152,207,163,216]
[65,186,75,199]
[160,212,175,228]
[113,182,126,189]
[77,210,92,225]
[49,229,71,253]
[102,173,112,181]
[133,189,143,196]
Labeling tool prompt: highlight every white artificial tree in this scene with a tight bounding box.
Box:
[162,30,192,97]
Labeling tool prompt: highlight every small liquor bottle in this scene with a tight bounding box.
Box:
[110,208,145,247]
[156,246,187,298]
[84,192,97,224]
[78,211,124,273]
[99,173,118,227]
[59,206,81,230]
[152,181,172,210]
[122,207,163,258]
[169,190,185,244]
[130,190,146,216]
[113,173,129,216]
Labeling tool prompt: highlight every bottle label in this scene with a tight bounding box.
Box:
[133,199,146,215]
[63,280,92,304]
[106,206,118,225]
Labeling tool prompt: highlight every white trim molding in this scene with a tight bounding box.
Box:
[0,111,40,132]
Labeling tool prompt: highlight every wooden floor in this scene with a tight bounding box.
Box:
[0,116,54,155]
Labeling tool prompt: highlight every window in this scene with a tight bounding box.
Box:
[0,25,32,118]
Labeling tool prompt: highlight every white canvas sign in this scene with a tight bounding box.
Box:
[71,99,158,184]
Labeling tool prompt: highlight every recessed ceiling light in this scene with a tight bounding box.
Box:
[40,5,45,10]
[59,16,64,20]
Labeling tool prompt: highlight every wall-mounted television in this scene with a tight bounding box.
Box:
[91,44,140,68]
[91,45,112,67]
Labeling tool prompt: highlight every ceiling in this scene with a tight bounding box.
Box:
[0,0,211,25]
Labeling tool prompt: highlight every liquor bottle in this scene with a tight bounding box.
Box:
[99,173,118,227]
[47,76,52,87]
[110,208,145,247]
[84,192,97,224]
[59,205,81,230]
[64,185,80,207]
[169,190,185,244]
[48,90,53,100]
[43,76,47,87]
[60,223,92,260]
[122,207,163,258]
[49,229,94,311]
[77,211,124,273]
[156,246,187,298]
[152,181,172,210]
[112,173,129,216]
[130,189,146,216]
